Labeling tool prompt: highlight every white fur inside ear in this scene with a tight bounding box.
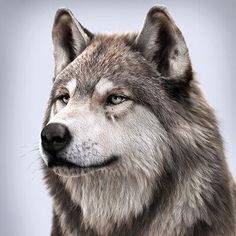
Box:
[169,42,190,77]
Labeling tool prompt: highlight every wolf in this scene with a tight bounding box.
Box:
[40,5,236,236]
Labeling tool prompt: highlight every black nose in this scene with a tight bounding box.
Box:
[41,123,71,154]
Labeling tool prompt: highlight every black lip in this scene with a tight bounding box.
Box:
[48,155,118,169]
[48,158,78,168]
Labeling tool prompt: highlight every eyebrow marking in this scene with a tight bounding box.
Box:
[66,79,77,95]
[95,78,114,96]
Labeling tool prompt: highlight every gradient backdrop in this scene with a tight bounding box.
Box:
[0,0,235,235]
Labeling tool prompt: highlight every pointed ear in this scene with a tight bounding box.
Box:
[52,8,93,77]
[136,6,192,80]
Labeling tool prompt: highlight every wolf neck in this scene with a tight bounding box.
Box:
[61,170,157,235]
[49,159,234,236]
[55,167,215,236]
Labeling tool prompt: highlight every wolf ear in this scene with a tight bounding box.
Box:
[52,8,93,77]
[136,6,192,79]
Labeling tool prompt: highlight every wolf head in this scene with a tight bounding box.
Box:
[40,6,232,235]
[40,6,193,176]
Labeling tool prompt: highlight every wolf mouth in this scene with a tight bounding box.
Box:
[48,155,119,170]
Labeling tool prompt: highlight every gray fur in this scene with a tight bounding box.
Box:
[40,6,236,236]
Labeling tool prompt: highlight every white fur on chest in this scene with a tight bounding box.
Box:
[62,169,156,235]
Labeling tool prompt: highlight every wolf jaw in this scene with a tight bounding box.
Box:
[41,6,236,236]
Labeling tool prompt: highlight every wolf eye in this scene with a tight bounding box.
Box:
[58,94,70,105]
[106,95,127,105]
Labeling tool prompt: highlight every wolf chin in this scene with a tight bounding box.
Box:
[40,5,236,236]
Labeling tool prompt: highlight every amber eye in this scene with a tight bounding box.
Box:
[58,94,70,105]
[106,95,127,105]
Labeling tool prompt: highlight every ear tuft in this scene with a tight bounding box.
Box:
[52,8,93,77]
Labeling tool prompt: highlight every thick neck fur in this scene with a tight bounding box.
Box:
[45,162,235,236]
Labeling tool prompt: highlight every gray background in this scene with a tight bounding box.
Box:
[0,0,235,235]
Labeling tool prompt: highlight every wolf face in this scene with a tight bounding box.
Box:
[40,6,236,236]
[40,7,190,178]
[41,46,169,178]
